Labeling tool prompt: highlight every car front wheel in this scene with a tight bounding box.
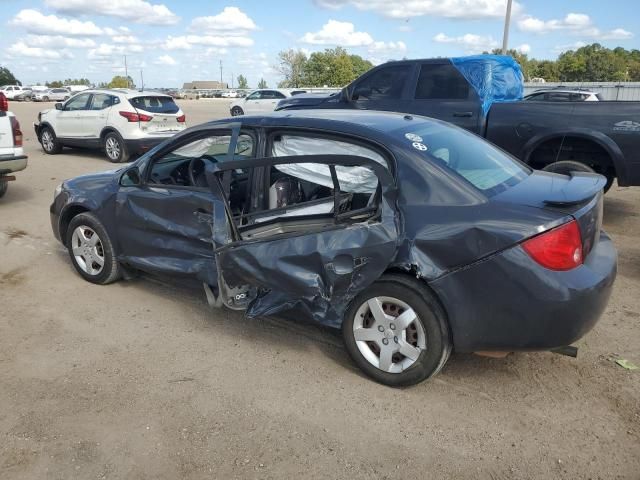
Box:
[0,179,8,198]
[231,106,244,116]
[103,131,130,163]
[342,274,451,387]
[40,126,62,154]
[66,212,121,285]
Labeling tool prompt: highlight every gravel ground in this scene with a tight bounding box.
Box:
[1,99,639,480]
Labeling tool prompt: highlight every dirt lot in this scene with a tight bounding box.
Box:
[1,99,639,479]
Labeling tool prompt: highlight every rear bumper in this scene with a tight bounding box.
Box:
[430,231,617,352]
[123,136,172,155]
[0,154,28,175]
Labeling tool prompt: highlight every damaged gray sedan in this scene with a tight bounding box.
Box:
[51,110,616,386]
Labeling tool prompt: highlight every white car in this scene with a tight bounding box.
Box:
[33,88,71,102]
[0,85,27,100]
[229,89,306,116]
[221,90,239,98]
[524,89,602,102]
[34,89,186,163]
[0,93,27,198]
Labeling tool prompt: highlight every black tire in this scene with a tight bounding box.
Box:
[542,160,614,193]
[231,106,244,116]
[0,180,8,198]
[103,131,130,163]
[66,212,121,285]
[43,96,49,102]
[40,126,62,154]
[342,274,451,387]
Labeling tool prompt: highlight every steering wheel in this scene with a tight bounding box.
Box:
[188,155,217,187]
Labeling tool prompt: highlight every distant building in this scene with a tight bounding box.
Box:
[183,81,227,89]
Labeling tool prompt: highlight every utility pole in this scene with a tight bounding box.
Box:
[501,0,513,54]
[219,60,223,86]
[124,55,129,88]
[231,72,234,88]
[140,69,144,91]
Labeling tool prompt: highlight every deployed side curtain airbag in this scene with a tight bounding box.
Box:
[272,135,387,193]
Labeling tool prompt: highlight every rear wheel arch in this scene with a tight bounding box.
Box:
[522,132,626,185]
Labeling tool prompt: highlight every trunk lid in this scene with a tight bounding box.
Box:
[129,95,185,133]
[495,170,606,258]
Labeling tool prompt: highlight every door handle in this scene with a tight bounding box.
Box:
[453,111,473,117]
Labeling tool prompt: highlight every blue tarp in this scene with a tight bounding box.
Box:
[451,55,524,115]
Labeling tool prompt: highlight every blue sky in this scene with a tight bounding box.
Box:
[1,0,636,88]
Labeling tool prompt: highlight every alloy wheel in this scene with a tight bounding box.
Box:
[105,137,121,161]
[41,130,55,152]
[71,226,105,276]
[352,296,426,373]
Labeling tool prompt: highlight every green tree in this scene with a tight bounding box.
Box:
[275,49,307,88]
[258,78,268,89]
[237,74,249,89]
[532,60,560,82]
[0,67,20,85]
[46,80,64,88]
[107,76,135,88]
[301,47,373,87]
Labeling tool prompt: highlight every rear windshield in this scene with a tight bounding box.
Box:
[395,122,530,196]
[129,96,179,114]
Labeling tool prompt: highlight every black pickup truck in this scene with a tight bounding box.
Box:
[276,57,640,190]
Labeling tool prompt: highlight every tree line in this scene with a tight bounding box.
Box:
[494,43,640,82]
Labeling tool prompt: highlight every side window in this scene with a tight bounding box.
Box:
[353,65,411,101]
[247,92,261,100]
[230,135,387,232]
[64,93,91,111]
[148,133,255,214]
[415,64,470,100]
[269,91,286,99]
[90,93,113,110]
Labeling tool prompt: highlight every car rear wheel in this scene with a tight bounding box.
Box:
[231,106,244,116]
[103,131,129,163]
[40,126,62,154]
[43,96,49,101]
[66,212,120,285]
[0,179,8,198]
[342,274,451,387]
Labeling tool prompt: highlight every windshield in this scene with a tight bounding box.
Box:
[395,122,530,196]
[130,96,179,114]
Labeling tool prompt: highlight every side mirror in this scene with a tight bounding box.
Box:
[120,167,141,186]
[55,102,63,110]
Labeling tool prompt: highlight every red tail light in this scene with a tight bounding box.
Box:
[522,220,583,271]
[10,117,23,147]
[0,92,7,111]
[119,111,153,122]
[176,114,186,123]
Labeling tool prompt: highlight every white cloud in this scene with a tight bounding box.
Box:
[189,7,257,34]
[24,35,96,48]
[10,9,103,36]
[163,35,253,49]
[553,41,587,54]
[88,43,144,59]
[155,55,176,65]
[313,0,521,19]
[433,32,499,53]
[518,13,633,40]
[301,20,373,46]
[44,0,179,25]
[112,35,140,44]
[516,43,531,54]
[8,41,73,59]
[368,40,407,55]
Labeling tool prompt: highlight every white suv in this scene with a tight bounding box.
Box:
[0,93,27,198]
[35,89,186,162]
[0,85,27,100]
[229,89,306,116]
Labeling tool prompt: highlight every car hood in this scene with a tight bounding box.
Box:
[64,167,123,192]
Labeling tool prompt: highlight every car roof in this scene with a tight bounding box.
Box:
[76,88,172,99]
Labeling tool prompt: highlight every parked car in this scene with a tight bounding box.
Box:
[0,85,27,100]
[221,90,239,98]
[230,89,302,116]
[181,90,200,100]
[33,88,71,102]
[50,110,616,386]
[276,56,640,191]
[13,87,33,101]
[0,93,27,198]
[34,89,186,163]
[525,89,602,102]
